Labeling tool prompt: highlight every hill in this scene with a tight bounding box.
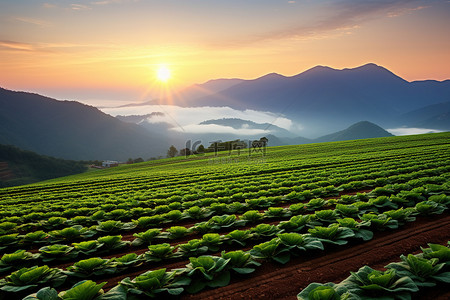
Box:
[0,88,169,160]
[0,144,87,187]
[315,121,394,142]
[398,101,450,130]
[267,121,392,146]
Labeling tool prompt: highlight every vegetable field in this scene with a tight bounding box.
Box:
[0,132,449,299]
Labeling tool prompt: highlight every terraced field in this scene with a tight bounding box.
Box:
[0,132,449,299]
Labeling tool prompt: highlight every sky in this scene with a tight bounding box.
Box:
[1,0,450,106]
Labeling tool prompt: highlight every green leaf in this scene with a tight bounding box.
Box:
[59,280,106,300]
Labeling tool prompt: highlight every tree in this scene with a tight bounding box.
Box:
[196,144,205,154]
[179,148,192,157]
[167,145,178,158]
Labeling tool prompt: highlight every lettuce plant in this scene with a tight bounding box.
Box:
[144,243,178,262]
[133,216,163,229]
[369,196,398,210]
[163,210,183,222]
[414,201,446,215]
[428,194,450,207]
[226,202,245,214]
[383,208,416,226]
[221,250,260,274]
[72,240,102,256]
[64,257,117,278]
[206,214,246,230]
[0,250,39,273]
[0,222,17,235]
[39,244,78,262]
[314,209,340,224]
[386,254,450,287]
[105,209,130,221]
[120,268,190,298]
[49,225,95,242]
[111,253,144,270]
[24,280,109,300]
[421,243,450,266]
[177,239,209,257]
[0,233,20,251]
[161,226,190,240]
[131,228,161,246]
[240,210,263,223]
[250,239,289,264]
[41,217,68,230]
[177,256,231,293]
[0,265,67,293]
[297,282,353,300]
[200,233,222,252]
[340,266,418,299]
[278,215,314,232]
[97,235,129,252]
[307,224,355,245]
[223,229,254,247]
[191,221,214,234]
[251,223,282,238]
[96,220,136,233]
[360,213,398,231]
[289,203,307,215]
[336,218,373,241]
[335,204,359,218]
[306,198,327,211]
[183,206,213,220]
[59,280,106,300]
[264,207,291,218]
[22,231,49,245]
[270,233,324,264]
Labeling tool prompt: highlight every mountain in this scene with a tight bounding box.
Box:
[269,121,392,146]
[169,63,450,136]
[0,88,169,160]
[0,144,87,187]
[199,118,294,137]
[398,101,450,130]
[314,121,393,142]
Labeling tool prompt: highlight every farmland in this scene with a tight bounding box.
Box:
[0,132,449,299]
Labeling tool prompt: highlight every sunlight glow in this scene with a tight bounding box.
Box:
[156,65,171,82]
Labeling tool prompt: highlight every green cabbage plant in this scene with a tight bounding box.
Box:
[120,268,190,298]
[339,266,418,299]
[386,254,450,287]
[307,224,355,245]
[0,265,67,293]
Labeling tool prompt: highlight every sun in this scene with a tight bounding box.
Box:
[156,65,171,82]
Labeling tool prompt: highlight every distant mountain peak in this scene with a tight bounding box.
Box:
[254,72,286,81]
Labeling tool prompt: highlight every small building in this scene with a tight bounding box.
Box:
[102,160,119,168]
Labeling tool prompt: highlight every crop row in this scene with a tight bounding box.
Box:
[3,201,449,298]
[297,241,450,299]
[0,186,448,297]
[1,162,448,229]
[0,176,447,257]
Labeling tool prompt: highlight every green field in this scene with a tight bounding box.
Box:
[0,132,449,299]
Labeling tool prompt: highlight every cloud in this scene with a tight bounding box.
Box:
[14,17,51,27]
[101,104,297,134]
[91,0,140,5]
[387,127,443,136]
[71,4,91,11]
[170,124,269,135]
[0,40,34,52]
[212,0,425,46]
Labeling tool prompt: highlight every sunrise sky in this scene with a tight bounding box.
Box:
[1,0,449,105]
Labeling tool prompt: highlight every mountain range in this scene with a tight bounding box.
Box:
[0,88,167,161]
[161,63,450,137]
[0,63,449,161]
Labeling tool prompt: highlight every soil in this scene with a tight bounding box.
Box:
[182,213,450,300]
